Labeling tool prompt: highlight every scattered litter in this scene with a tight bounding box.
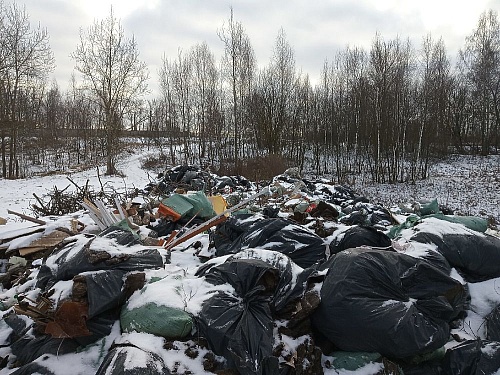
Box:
[0,165,498,374]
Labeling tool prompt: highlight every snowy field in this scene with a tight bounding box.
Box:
[355,154,500,224]
[0,148,499,374]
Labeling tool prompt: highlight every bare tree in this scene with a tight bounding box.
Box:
[368,34,413,182]
[191,42,220,166]
[71,7,148,175]
[459,9,500,154]
[218,7,255,170]
[414,35,452,180]
[0,1,54,178]
[254,28,297,155]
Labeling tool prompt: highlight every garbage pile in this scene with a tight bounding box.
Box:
[1,165,500,374]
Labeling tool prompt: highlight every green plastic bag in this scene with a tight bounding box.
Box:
[329,351,381,371]
[418,198,440,216]
[427,213,488,233]
[120,302,192,339]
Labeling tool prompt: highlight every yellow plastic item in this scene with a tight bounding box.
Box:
[208,195,228,216]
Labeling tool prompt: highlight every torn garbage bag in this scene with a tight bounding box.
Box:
[196,258,280,375]
[311,247,469,358]
[213,216,327,268]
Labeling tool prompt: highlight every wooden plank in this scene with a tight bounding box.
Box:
[81,201,107,230]
[17,230,70,256]
[18,246,47,256]
[0,226,45,243]
[7,210,46,225]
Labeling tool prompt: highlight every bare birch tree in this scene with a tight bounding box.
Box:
[459,9,500,154]
[71,8,148,175]
[218,7,255,170]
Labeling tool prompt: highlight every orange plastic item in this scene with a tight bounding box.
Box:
[157,203,182,221]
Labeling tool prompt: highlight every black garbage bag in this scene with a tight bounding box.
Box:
[340,202,394,227]
[3,313,30,344]
[196,258,280,375]
[213,216,327,268]
[95,344,171,375]
[487,305,500,341]
[442,340,500,374]
[399,360,443,375]
[330,226,393,255]
[36,235,164,290]
[308,201,339,220]
[213,174,252,193]
[147,218,181,237]
[83,270,127,319]
[99,222,140,246]
[11,335,80,365]
[11,362,55,375]
[74,311,117,347]
[196,248,308,312]
[211,214,255,255]
[311,248,469,358]
[410,218,500,282]
[315,184,359,206]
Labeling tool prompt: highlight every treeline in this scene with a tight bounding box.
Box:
[1,3,499,183]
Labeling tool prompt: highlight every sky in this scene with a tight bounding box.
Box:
[6,0,500,97]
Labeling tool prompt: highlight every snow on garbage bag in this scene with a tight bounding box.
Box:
[402,217,500,282]
[35,234,165,290]
[330,225,393,255]
[99,219,141,245]
[388,213,488,239]
[196,248,306,312]
[212,215,328,268]
[196,258,280,374]
[120,269,234,339]
[311,247,469,358]
[441,340,500,374]
[95,344,171,375]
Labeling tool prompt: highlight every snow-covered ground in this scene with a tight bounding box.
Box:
[0,148,499,374]
[355,154,500,224]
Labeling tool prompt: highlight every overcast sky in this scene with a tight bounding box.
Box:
[8,0,500,96]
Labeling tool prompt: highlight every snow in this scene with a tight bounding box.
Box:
[126,270,236,316]
[0,148,500,374]
[400,216,486,239]
[354,154,500,223]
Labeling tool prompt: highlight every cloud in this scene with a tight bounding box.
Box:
[5,0,500,95]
